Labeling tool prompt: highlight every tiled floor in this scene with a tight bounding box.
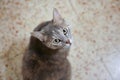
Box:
[70,47,120,80]
[0,0,120,80]
[102,52,120,80]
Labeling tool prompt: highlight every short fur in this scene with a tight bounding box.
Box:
[22,9,72,80]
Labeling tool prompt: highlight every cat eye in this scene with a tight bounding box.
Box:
[63,28,68,35]
[53,39,61,44]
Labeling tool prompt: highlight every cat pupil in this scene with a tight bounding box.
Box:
[63,29,66,32]
[54,39,61,43]
[63,28,67,35]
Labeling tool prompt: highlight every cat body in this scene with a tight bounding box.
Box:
[22,9,72,80]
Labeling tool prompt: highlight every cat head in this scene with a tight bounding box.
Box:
[31,8,72,50]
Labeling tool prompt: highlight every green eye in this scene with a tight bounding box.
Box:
[53,39,61,43]
[63,28,68,35]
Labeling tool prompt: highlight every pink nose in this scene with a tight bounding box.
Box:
[66,39,71,45]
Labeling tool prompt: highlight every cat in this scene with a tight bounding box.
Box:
[22,8,72,80]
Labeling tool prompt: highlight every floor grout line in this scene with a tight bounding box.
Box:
[100,58,114,80]
[68,0,78,16]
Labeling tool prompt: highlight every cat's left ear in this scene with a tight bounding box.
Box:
[53,8,64,25]
[31,31,46,42]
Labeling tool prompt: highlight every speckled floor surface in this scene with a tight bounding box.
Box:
[0,0,120,80]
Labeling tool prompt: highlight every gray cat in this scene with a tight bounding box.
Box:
[22,8,72,80]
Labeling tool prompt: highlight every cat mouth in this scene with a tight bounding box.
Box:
[62,39,72,49]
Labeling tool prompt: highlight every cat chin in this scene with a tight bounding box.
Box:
[57,44,70,53]
[63,44,71,49]
[49,44,71,50]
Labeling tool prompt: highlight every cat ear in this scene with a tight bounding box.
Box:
[53,8,64,24]
[31,31,46,42]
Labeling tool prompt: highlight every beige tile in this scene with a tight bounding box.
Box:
[3,54,23,80]
[0,59,6,80]
[102,52,120,80]
[71,60,112,80]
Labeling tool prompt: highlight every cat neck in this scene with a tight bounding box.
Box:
[28,36,69,60]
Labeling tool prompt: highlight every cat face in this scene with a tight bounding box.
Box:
[31,8,72,50]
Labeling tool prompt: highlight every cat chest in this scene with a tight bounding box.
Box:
[37,60,68,71]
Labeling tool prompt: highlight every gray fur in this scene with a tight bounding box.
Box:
[22,8,72,80]
[31,9,72,50]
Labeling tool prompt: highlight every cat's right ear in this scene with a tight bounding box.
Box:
[53,8,64,25]
[31,31,46,42]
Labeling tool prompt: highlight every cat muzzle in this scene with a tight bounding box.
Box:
[66,39,72,45]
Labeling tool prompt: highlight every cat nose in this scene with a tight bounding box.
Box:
[66,39,71,45]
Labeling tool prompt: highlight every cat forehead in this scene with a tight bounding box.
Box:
[40,21,70,36]
[42,23,61,32]
[41,27,64,38]
[52,31,64,39]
